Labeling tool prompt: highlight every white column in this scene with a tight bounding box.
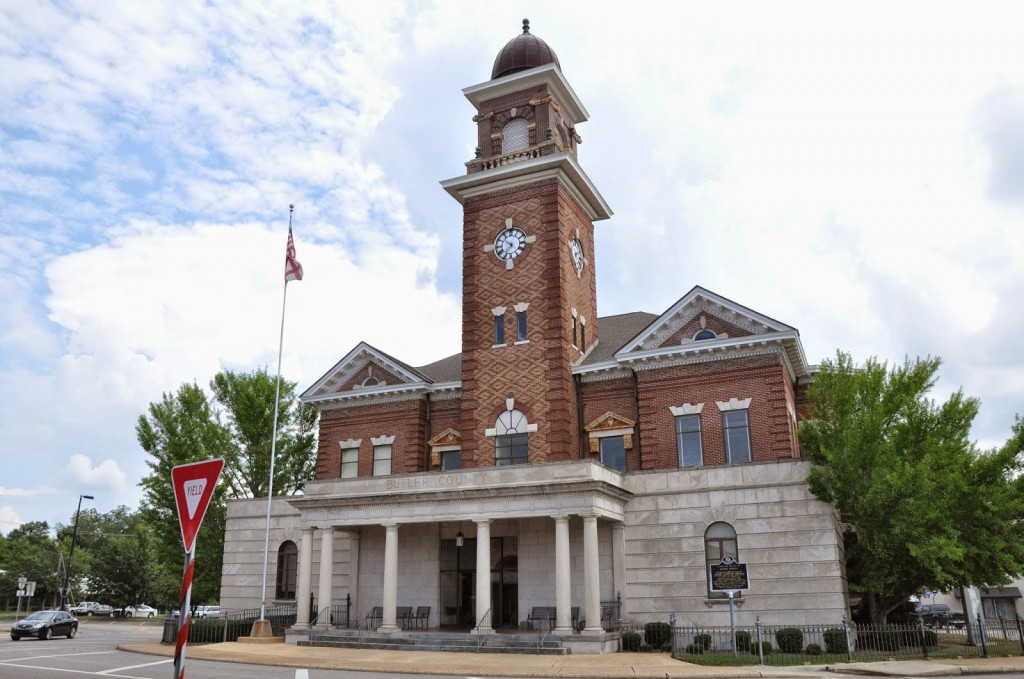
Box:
[316,527,334,626]
[380,523,399,632]
[348,531,361,628]
[295,526,314,629]
[582,514,602,635]
[553,515,573,634]
[472,519,493,634]
[612,522,627,615]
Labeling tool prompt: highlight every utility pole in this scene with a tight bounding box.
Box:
[61,494,94,611]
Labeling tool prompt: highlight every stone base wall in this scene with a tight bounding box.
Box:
[220,460,848,629]
[620,459,849,627]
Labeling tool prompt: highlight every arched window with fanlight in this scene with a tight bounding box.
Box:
[275,540,298,600]
[704,522,739,598]
[487,396,538,466]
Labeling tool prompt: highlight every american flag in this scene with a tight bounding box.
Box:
[285,225,303,282]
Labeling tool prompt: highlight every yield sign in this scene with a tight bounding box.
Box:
[171,458,225,553]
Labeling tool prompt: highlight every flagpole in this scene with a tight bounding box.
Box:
[257,204,297,628]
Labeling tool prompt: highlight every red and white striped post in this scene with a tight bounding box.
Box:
[174,546,196,679]
[171,458,224,679]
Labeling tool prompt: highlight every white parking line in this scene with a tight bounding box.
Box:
[296,670,309,679]
[98,658,173,674]
[0,650,115,663]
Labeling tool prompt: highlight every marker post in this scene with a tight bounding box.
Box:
[171,458,225,679]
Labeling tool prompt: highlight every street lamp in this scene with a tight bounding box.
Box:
[61,494,94,611]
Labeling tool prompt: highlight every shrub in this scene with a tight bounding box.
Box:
[693,633,712,651]
[734,629,752,652]
[639,643,653,652]
[644,622,671,649]
[622,631,642,651]
[685,643,704,655]
[823,627,848,654]
[775,627,804,653]
[661,641,672,652]
[754,640,772,655]
[806,643,822,655]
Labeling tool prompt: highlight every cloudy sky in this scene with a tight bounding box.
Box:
[2,1,1022,536]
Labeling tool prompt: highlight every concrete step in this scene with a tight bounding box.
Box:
[299,630,568,655]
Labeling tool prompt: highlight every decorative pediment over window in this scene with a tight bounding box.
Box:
[428,429,462,448]
[428,428,462,470]
[584,412,635,455]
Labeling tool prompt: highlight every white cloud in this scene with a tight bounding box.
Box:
[1,0,1022,535]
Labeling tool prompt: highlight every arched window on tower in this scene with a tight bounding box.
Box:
[502,118,529,154]
[275,540,298,600]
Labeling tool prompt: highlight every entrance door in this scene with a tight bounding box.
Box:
[440,536,518,629]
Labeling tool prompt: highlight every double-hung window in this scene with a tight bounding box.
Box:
[599,435,626,472]
[340,447,358,478]
[676,415,703,467]
[441,449,461,470]
[723,411,752,463]
[373,444,392,476]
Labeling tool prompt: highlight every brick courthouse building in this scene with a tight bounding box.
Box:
[220,21,850,651]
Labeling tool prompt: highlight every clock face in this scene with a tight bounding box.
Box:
[494,227,527,261]
[569,237,585,274]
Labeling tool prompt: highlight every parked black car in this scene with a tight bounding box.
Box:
[919,603,965,627]
[10,610,79,640]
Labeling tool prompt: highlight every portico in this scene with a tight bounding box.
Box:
[287,460,630,636]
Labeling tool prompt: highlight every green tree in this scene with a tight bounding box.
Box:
[85,507,161,609]
[137,381,230,606]
[136,369,316,608]
[210,368,317,498]
[799,352,1024,624]
[0,521,62,609]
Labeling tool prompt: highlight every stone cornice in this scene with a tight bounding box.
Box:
[441,152,612,221]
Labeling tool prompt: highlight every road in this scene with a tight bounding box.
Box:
[0,618,449,679]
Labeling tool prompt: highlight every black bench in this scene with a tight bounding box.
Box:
[413,606,431,628]
[525,606,580,631]
[397,606,413,627]
[364,606,382,629]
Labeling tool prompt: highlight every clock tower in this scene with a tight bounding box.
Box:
[442,20,612,468]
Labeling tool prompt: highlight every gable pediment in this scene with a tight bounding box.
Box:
[616,286,796,356]
[300,342,429,403]
[594,286,811,380]
[584,411,636,433]
[428,428,462,448]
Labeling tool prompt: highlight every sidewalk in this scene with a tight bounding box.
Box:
[119,640,1024,678]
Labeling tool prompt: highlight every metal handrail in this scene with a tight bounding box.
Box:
[475,607,491,650]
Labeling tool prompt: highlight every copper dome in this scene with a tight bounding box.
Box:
[491,19,560,80]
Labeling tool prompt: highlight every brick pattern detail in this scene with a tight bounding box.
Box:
[475,87,575,161]
[660,315,754,346]
[459,178,597,469]
[335,361,409,393]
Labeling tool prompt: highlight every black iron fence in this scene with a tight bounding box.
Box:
[664,615,1024,665]
[161,603,298,645]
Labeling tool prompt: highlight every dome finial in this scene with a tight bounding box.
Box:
[522,18,530,34]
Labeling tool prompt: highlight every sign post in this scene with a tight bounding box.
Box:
[710,556,750,658]
[171,458,224,679]
[15,576,29,621]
